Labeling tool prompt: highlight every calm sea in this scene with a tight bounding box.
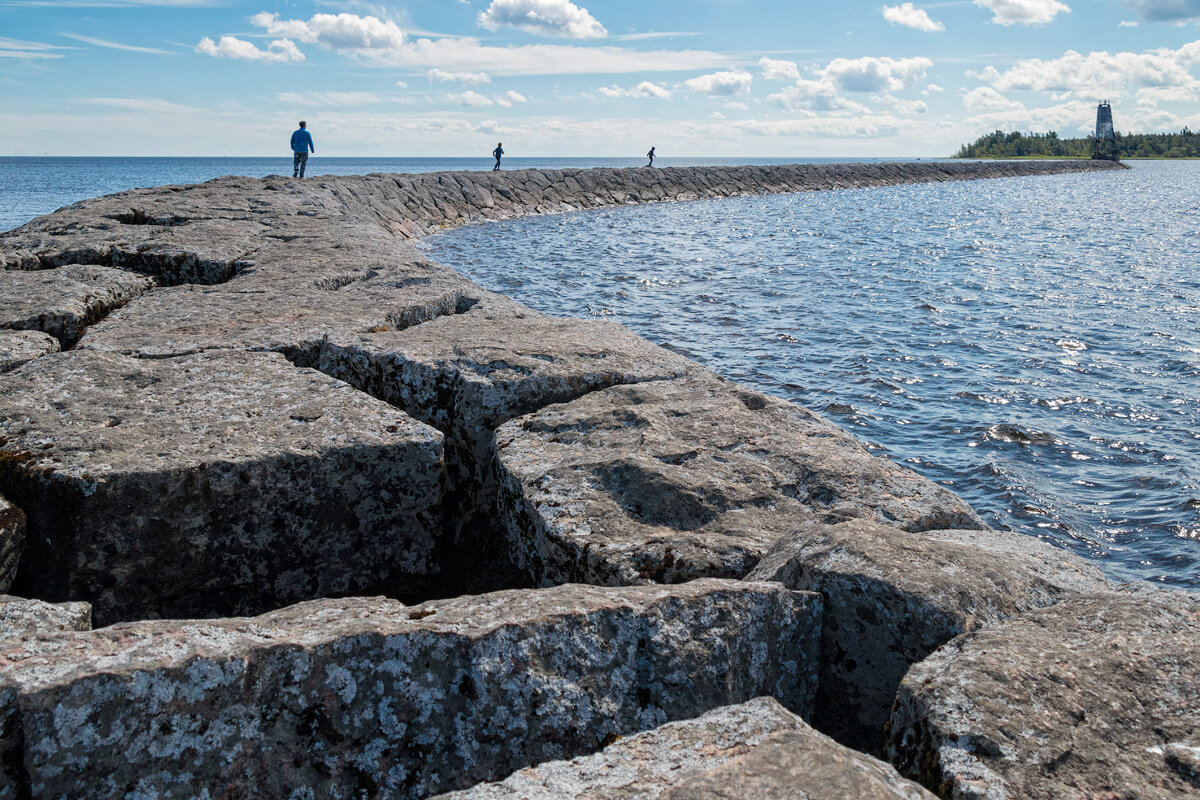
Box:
[3,157,1196,589]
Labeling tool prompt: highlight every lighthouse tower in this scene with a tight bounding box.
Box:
[1092,101,1119,160]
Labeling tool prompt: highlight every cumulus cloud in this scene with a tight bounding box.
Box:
[974,0,1070,26]
[505,90,528,102]
[822,56,932,92]
[882,3,946,31]
[598,80,671,99]
[428,68,491,84]
[759,56,800,81]
[477,0,607,38]
[766,80,871,113]
[972,42,1200,99]
[1123,0,1200,22]
[877,93,929,113]
[923,83,946,93]
[195,35,304,63]
[684,68,753,96]
[238,11,724,75]
[250,12,405,49]
[962,86,1024,110]
[448,90,494,106]
[278,91,381,106]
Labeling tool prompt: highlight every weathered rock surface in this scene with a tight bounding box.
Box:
[888,590,1200,800]
[434,697,935,800]
[0,580,820,800]
[0,330,58,374]
[0,595,90,639]
[318,292,695,524]
[0,264,156,347]
[493,372,986,587]
[0,349,445,624]
[78,234,479,366]
[747,520,1113,753]
[0,496,24,592]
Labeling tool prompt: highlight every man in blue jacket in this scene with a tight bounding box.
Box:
[291,121,315,178]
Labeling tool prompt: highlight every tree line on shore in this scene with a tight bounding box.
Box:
[955,129,1200,158]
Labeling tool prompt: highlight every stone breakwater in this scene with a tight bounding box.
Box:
[3,158,1193,800]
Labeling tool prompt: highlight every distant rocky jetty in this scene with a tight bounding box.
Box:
[4,158,1193,800]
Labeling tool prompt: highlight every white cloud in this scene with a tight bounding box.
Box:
[759,56,800,81]
[972,43,1200,99]
[3,0,215,6]
[766,79,871,113]
[974,0,1070,26]
[1123,0,1200,22]
[395,80,408,88]
[241,12,724,76]
[598,80,671,99]
[506,90,528,102]
[448,89,494,106]
[923,83,946,93]
[428,68,491,84]
[882,3,946,31]
[250,12,405,49]
[59,33,169,53]
[195,36,304,63]
[823,56,932,92]
[477,0,607,39]
[81,96,202,113]
[962,86,1024,110]
[684,68,753,96]
[1120,19,1140,25]
[278,91,382,106]
[0,36,66,58]
[877,93,929,113]
[737,115,910,139]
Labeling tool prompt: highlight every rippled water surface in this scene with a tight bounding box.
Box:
[423,161,1200,588]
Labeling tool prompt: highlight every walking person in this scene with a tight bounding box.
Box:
[646,146,655,167]
[291,121,315,178]
[492,142,504,171]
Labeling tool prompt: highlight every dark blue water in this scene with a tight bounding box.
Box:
[422,161,1200,589]
[0,156,925,233]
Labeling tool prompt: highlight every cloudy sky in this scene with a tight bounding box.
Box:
[3,0,1200,156]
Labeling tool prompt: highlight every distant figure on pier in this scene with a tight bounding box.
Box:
[290,121,314,178]
[647,146,655,167]
[492,142,504,171]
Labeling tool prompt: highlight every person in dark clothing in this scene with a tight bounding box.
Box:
[492,142,504,171]
[291,121,315,178]
[647,146,655,167]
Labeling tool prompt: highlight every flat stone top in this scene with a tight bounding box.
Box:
[0,329,58,373]
[435,697,935,800]
[893,589,1200,800]
[0,579,808,693]
[0,349,439,481]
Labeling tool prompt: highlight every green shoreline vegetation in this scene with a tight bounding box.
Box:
[954,129,1200,159]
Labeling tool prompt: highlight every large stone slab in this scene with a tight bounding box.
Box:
[0,496,24,592]
[0,349,445,624]
[888,590,1200,800]
[78,234,480,366]
[0,595,90,640]
[434,697,935,800]
[0,330,58,374]
[0,264,156,346]
[318,292,695,532]
[493,372,985,587]
[0,580,820,800]
[747,520,1113,753]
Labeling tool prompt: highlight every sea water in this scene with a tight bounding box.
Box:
[422,161,1200,589]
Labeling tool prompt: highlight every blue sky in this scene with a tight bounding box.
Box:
[3,0,1199,156]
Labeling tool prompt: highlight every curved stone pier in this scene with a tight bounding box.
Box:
[4,158,1183,800]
